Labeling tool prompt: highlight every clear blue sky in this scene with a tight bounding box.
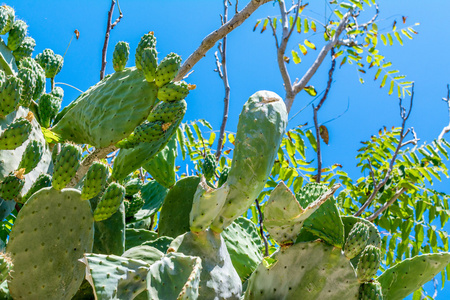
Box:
[10,0,450,298]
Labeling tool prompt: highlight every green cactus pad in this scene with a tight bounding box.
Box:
[159,176,200,238]
[359,281,383,300]
[218,166,229,187]
[81,161,109,200]
[125,194,145,218]
[18,140,43,174]
[81,253,150,300]
[0,116,31,150]
[38,93,61,128]
[244,241,360,300]
[0,171,24,201]
[7,19,27,51]
[18,57,45,100]
[52,67,158,148]
[357,245,382,282]
[155,52,182,87]
[111,100,185,181]
[344,222,370,259]
[0,75,22,118]
[147,98,187,123]
[21,173,51,203]
[342,216,382,249]
[190,176,230,232]
[169,229,242,299]
[52,143,82,190]
[135,33,157,70]
[157,81,190,102]
[147,253,202,300]
[122,245,163,265]
[94,182,126,221]
[123,177,142,196]
[295,182,345,248]
[211,91,288,233]
[35,48,63,78]
[7,188,94,300]
[133,180,168,221]
[140,47,158,82]
[143,135,177,188]
[112,41,129,72]
[134,120,164,142]
[12,36,35,62]
[93,202,126,256]
[0,6,14,35]
[201,153,217,182]
[265,182,337,245]
[17,67,36,107]
[222,217,263,281]
[378,253,450,300]
[125,228,158,251]
[142,236,174,253]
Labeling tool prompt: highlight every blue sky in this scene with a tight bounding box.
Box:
[9,0,450,298]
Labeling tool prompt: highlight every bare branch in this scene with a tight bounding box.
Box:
[366,187,408,221]
[100,0,123,80]
[268,17,279,49]
[110,0,123,29]
[438,84,450,140]
[216,0,231,161]
[287,11,351,112]
[359,3,379,29]
[355,85,415,217]
[313,105,322,182]
[401,127,419,147]
[255,199,269,257]
[174,0,272,81]
[67,145,118,188]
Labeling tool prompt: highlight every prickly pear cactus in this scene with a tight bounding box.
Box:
[7,20,27,51]
[344,222,370,259]
[35,48,63,78]
[112,41,129,72]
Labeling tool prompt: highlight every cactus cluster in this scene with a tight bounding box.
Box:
[0,4,446,300]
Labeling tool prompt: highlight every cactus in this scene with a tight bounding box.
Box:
[7,187,94,299]
[50,85,64,99]
[35,48,63,78]
[38,93,61,128]
[7,19,27,51]
[124,177,143,196]
[93,182,126,221]
[18,140,43,174]
[0,252,12,284]
[21,173,51,203]
[81,161,109,200]
[0,169,25,201]
[112,41,129,72]
[356,245,382,282]
[211,91,288,232]
[155,52,182,87]
[359,281,383,300]
[218,166,229,187]
[132,179,168,221]
[0,6,14,35]
[125,193,145,218]
[157,81,190,102]
[93,202,126,256]
[12,36,35,61]
[135,33,157,70]
[0,115,32,150]
[143,135,177,188]
[18,57,46,100]
[0,75,22,118]
[140,47,158,82]
[201,152,217,181]
[17,66,36,107]
[51,143,82,190]
[344,222,370,259]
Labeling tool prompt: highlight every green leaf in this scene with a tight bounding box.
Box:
[261,18,269,33]
[394,31,403,45]
[380,34,387,45]
[299,44,308,56]
[388,80,394,95]
[291,50,301,64]
[296,17,302,33]
[380,74,388,88]
[334,10,343,19]
[303,86,317,96]
[306,130,317,152]
[304,39,316,50]
[304,18,309,33]
[387,33,394,46]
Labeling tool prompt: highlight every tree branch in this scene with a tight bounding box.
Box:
[355,84,415,217]
[366,187,408,221]
[287,11,351,112]
[255,198,269,257]
[438,84,450,140]
[174,0,272,81]
[67,145,118,188]
[100,0,123,80]
[216,1,231,161]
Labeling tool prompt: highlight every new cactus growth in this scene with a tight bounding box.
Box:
[135,33,157,70]
[0,75,22,118]
[0,169,25,201]
[155,52,182,87]
[21,173,51,203]
[0,252,12,284]
[124,193,145,218]
[18,57,45,100]
[50,86,64,99]
[344,222,370,259]
[0,115,32,150]
[12,36,35,62]
[359,281,383,300]
[356,245,382,282]
[0,6,14,35]
[17,140,43,174]
[157,81,190,102]
[112,41,129,72]
[201,153,217,181]
[17,67,36,107]
[35,48,63,78]
[93,182,126,221]
[51,143,82,190]
[81,161,109,200]
[38,93,61,128]
[7,20,27,51]
[140,47,158,82]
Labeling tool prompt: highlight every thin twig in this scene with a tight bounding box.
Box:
[216,0,231,161]
[110,0,123,29]
[255,199,269,257]
[174,0,272,81]
[100,0,123,80]
[355,84,415,217]
[367,159,377,187]
[366,187,408,221]
[54,82,83,93]
[67,145,118,188]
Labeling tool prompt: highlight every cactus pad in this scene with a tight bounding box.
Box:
[112,41,129,72]
[143,135,177,188]
[201,153,217,182]
[359,281,383,300]
[12,36,35,62]
[7,20,27,51]
[0,116,32,150]
[7,187,94,300]
[35,49,63,78]
[18,140,43,174]
[135,33,157,70]
[0,170,25,201]
[0,6,14,35]
[93,182,125,221]
[38,93,61,128]
[155,52,181,87]
[157,81,190,102]
[21,173,51,203]
[344,222,370,259]
[81,161,109,200]
[0,75,22,118]
[140,47,158,82]
[17,67,36,107]
[356,245,382,282]
[18,57,45,100]
[52,143,82,190]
